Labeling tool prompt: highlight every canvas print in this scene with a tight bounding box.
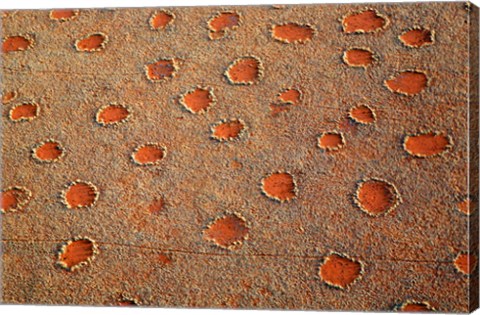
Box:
[0,1,479,312]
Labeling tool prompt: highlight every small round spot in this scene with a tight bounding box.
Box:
[180,86,216,114]
[395,301,435,312]
[318,132,345,151]
[348,105,376,124]
[278,88,302,105]
[148,198,165,215]
[208,11,240,40]
[385,70,428,96]
[1,186,32,213]
[132,143,166,166]
[62,180,99,209]
[74,33,108,52]
[399,28,434,48]
[2,35,33,53]
[32,140,64,163]
[157,253,173,265]
[261,172,297,202]
[319,253,363,289]
[211,119,247,141]
[149,10,175,30]
[225,56,263,85]
[454,252,477,275]
[96,104,131,126]
[203,213,249,250]
[49,9,79,21]
[271,23,315,44]
[457,198,472,215]
[57,237,98,271]
[2,90,18,104]
[145,58,178,82]
[403,132,451,157]
[343,48,375,68]
[342,9,388,33]
[354,178,401,216]
[9,102,39,122]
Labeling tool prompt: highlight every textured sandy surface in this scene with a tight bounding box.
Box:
[0,2,479,312]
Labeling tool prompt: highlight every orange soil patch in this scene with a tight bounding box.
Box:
[343,48,374,67]
[355,179,399,216]
[118,299,138,306]
[9,103,39,121]
[1,187,31,213]
[457,198,472,215]
[278,88,301,105]
[397,301,434,312]
[403,132,450,157]
[225,57,262,85]
[150,11,174,29]
[145,59,177,82]
[2,35,32,53]
[261,172,296,202]
[272,23,315,43]
[75,33,108,52]
[399,28,434,48]
[32,140,63,162]
[2,90,17,104]
[57,238,96,271]
[208,11,240,39]
[349,105,375,124]
[50,9,78,21]
[96,104,130,125]
[385,71,427,95]
[342,9,387,33]
[203,213,249,249]
[157,253,172,265]
[319,253,362,289]
[132,144,166,165]
[64,182,98,209]
[454,252,478,275]
[318,132,345,151]
[181,87,215,113]
[148,198,164,214]
[211,119,246,141]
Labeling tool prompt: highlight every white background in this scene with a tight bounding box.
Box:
[0,0,478,314]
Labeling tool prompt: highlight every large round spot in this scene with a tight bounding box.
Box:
[208,11,240,39]
[348,105,375,124]
[203,213,249,249]
[278,88,302,105]
[399,28,434,48]
[74,33,108,52]
[343,48,375,68]
[62,181,98,209]
[2,35,33,53]
[342,9,388,33]
[57,237,98,271]
[395,301,435,312]
[225,56,263,85]
[318,132,345,151]
[96,104,131,126]
[354,179,400,216]
[454,252,477,275]
[211,119,246,141]
[319,253,363,289]
[9,102,39,122]
[385,71,427,95]
[149,10,174,29]
[180,87,215,114]
[50,9,78,21]
[272,23,315,44]
[403,132,451,157]
[261,172,296,202]
[32,140,64,163]
[132,143,166,165]
[145,58,178,82]
[1,186,32,213]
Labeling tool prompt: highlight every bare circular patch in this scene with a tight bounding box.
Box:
[261,172,297,202]
[211,118,247,141]
[342,9,388,33]
[343,48,375,68]
[62,180,99,209]
[56,237,98,271]
[149,10,175,30]
[132,143,167,165]
[271,23,315,44]
[225,56,263,85]
[2,90,18,104]
[319,252,363,289]
[348,105,376,124]
[9,102,39,122]
[32,139,64,163]
[403,132,451,157]
[399,28,434,48]
[454,252,477,275]
[180,86,216,114]
[278,88,302,105]
[385,70,428,96]
[1,186,32,213]
[354,178,401,216]
[96,104,132,126]
[318,132,345,151]
[2,34,34,53]
[145,58,178,82]
[75,32,108,52]
[49,9,79,21]
[395,300,435,312]
[208,11,240,40]
[203,213,249,249]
